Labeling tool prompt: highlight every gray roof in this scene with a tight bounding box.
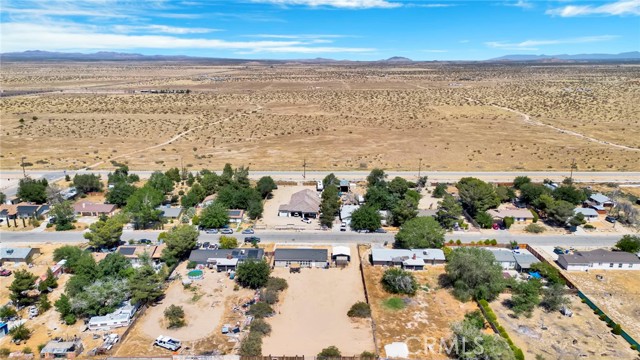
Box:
[486,249,516,263]
[41,340,81,354]
[0,247,36,260]
[574,208,599,217]
[559,249,640,265]
[157,207,183,218]
[188,248,264,264]
[371,248,445,263]
[274,248,328,262]
[590,193,611,204]
[514,252,540,268]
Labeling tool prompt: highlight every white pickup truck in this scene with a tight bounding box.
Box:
[154,336,181,351]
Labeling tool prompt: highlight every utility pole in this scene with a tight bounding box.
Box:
[302,158,307,180]
[569,158,577,182]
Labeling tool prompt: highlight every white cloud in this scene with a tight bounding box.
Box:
[112,25,221,34]
[250,0,401,9]
[0,22,374,54]
[247,34,351,39]
[485,35,619,51]
[546,0,640,17]
[509,0,533,9]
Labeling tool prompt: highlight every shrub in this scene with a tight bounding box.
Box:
[490,239,498,246]
[260,289,278,305]
[361,351,376,359]
[239,331,262,356]
[266,277,288,292]
[250,318,272,336]
[248,302,274,319]
[530,209,539,223]
[186,261,197,269]
[64,314,76,325]
[236,261,270,289]
[455,239,462,245]
[612,324,622,335]
[22,347,33,354]
[9,324,31,341]
[583,224,595,229]
[382,297,405,310]
[381,268,417,295]
[347,302,371,318]
[37,344,46,353]
[164,305,186,328]
[0,349,9,357]
[524,223,545,233]
[514,348,525,360]
[318,345,341,359]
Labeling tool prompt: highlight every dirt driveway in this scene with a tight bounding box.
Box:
[261,246,374,357]
[259,185,322,230]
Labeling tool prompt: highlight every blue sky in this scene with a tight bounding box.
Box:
[1,0,638,60]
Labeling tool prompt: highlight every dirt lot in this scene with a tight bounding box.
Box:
[114,262,254,356]
[259,185,322,230]
[1,63,638,171]
[491,292,638,359]
[361,247,477,359]
[262,247,374,357]
[566,270,640,344]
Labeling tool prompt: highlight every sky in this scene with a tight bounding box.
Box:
[1,0,639,60]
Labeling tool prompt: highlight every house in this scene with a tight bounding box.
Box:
[487,208,535,224]
[88,301,138,331]
[278,189,321,218]
[202,194,216,207]
[486,248,517,270]
[0,247,40,265]
[513,251,540,272]
[558,249,640,271]
[331,246,351,266]
[589,193,614,207]
[370,249,446,269]
[339,180,351,193]
[0,203,49,219]
[156,206,183,219]
[188,248,264,271]
[116,245,157,266]
[73,201,116,217]
[40,340,83,359]
[273,248,328,268]
[339,205,360,224]
[574,207,599,221]
[151,243,166,263]
[228,209,245,223]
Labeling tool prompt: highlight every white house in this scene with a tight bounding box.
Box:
[574,207,599,221]
[486,248,517,270]
[558,249,640,271]
[88,302,138,331]
[371,249,446,270]
[339,205,360,225]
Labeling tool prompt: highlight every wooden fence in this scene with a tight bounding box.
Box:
[356,244,379,359]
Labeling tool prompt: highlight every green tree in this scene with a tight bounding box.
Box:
[106,182,136,207]
[513,176,531,189]
[54,294,72,319]
[474,211,494,229]
[391,198,418,226]
[319,185,340,228]
[164,305,186,328]
[256,176,277,198]
[70,278,129,317]
[9,324,31,342]
[318,346,341,359]
[84,217,123,249]
[165,168,181,183]
[234,165,251,188]
[520,183,550,205]
[219,235,238,249]
[432,183,447,198]
[503,216,515,229]
[0,306,17,321]
[568,212,586,227]
[38,268,58,292]
[125,185,164,228]
[367,168,387,188]
[510,280,542,317]
[235,261,270,289]
[130,265,164,305]
[38,294,52,313]
[73,174,103,194]
[451,319,515,360]
[614,235,640,253]
[446,247,506,301]
[53,246,84,271]
[0,192,6,204]
[394,216,445,249]
[52,201,75,231]
[540,283,569,312]
[553,185,587,205]
[381,268,418,295]
[547,200,575,225]
[161,225,199,266]
[323,173,339,188]
[388,177,410,198]
[350,205,381,231]
[496,186,516,203]
[200,172,219,195]
[248,302,274,318]
[17,177,48,203]
[250,319,272,335]
[239,331,262,356]
[456,177,500,216]
[147,171,174,194]
[199,202,229,229]
[365,185,394,210]
[436,194,463,229]
[181,183,206,208]
[9,270,38,307]
[530,262,564,285]
[97,253,132,279]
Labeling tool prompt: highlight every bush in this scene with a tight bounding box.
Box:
[266,277,288,292]
[250,318,272,336]
[612,324,622,335]
[248,302,274,318]
[318,345,341,359]
[0,348,9,357]
[347,302,371,318]
[186,261,197,269]
[524,223,545,233]
[514,348,525,360]
[360,351,376,359]
[22,347,33,354]
[382,297,405,310]
[490,239,498,246]
[164,305,186,328]
[239,331,262,356]
[236,261,270,289]
[583,224,595,229]
[260,289,278,305]
[64,314,76,325]
[530,209,539,223]
[0,306,17,321]
[37,344,46,353]
[9,324,31,342]
[455,239,462,245]
[381,268,417,295]
[504,216,514,229]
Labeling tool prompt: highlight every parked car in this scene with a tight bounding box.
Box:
[301,218,312,224]
[202,242,210,249]
[220,228,233,234]
[241,228,255,234]
[0,269,12,277]
[605,216,617,223]
[374,228,387,233]
[209,244,218,250]
[205,229,218,234]
[154,336,181,351]
[357,229,370,233]
[553,247,565,255]
[139,239,152,244]
[28,306,38,318]
[244,236,261,243]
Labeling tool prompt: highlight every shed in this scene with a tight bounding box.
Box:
[274,248,328,268]
[339,180,350,193]
[40,340,83,359]
[331,246,351,262]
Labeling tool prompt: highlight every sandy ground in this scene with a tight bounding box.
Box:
[361,246,478,359]
[1,63,638,172]
[114,262,254,356]
[259,185,323,230]
[262,247,374,357]
[491,292,637,359]
[417,186,441,210]
[566,270,640,343]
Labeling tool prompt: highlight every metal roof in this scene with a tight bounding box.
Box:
[513,252,540,268]
[559,249,640,265]
[274,248,328,262]
[157,207,183,218]
[0,247,36,260]
[574,207,599,217]
[371,248,445,262]
[188,248,264,264]
[485,248,517,263]
[590,193,611,204]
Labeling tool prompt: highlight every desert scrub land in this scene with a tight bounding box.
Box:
[1,62,638,171]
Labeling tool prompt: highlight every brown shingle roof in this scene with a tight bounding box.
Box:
[278,189,321,214]
[73,201,116,214]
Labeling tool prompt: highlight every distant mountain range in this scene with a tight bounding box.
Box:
[490,51,640,61]
[1,50,638,63]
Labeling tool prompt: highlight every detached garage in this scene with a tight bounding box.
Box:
[274,249,328,268]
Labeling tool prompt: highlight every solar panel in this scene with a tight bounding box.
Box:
[228,210,242,217]
[118,247,136,256]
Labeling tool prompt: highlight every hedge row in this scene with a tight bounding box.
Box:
[478,299,525,360]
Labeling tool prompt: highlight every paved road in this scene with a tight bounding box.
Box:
[2,169,640,198]
[0,229,627,247]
